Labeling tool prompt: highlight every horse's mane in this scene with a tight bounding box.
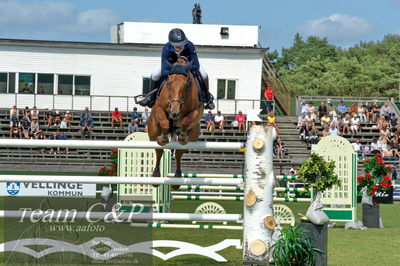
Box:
[169,64,189,76]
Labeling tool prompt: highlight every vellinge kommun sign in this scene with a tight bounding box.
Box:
[1,181,96,198]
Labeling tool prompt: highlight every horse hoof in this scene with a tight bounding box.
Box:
[178,135,189,145]
[152,171,160,187]
[156,136,169,146]
[171,171,182,190]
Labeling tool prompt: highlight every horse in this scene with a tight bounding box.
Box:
[148,58,204,189]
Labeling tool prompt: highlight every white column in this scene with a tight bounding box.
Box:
[243,125,277,263]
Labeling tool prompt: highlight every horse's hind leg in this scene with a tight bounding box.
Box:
[171,149,186,190]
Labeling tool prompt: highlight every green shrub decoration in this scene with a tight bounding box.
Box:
[297,153,341,192]
[272,226,322,266]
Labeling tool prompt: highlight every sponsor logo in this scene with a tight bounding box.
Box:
[6,182,20,195]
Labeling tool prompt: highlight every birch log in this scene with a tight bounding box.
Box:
[243,125,277,263]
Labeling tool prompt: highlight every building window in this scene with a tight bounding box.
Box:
[37,74,54,94]
[142,77,151,94]
[0,73,7,93]
[75,76,91,95]
[9,73,16,93]
[19,73,35,94]
[58,75,73,95]
[217,79,236,99]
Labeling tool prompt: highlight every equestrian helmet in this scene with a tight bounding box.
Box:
[168,28,187,47]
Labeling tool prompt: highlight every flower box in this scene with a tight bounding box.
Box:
[298,220,328,266]
[362,204,380,228]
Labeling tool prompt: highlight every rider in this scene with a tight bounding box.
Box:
[137,28,215,110]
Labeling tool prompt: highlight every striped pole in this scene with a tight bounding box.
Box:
[178,185,243,191]
[276,175,299,180]
[172,195,311,202]
[168,173,244,178]
[0,139,244,151]
[130,223,243,230]
[177,186,307,192]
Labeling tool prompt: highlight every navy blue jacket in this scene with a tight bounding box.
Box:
[161,41,200,77]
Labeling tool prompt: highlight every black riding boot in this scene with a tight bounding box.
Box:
[137,80,158,108]
[202,77,215,110]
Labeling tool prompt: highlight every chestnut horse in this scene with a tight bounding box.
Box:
[148,59,204,189]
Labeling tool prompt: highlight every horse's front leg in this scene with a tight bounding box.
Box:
[155,106,170,146]
[178,110,200,145]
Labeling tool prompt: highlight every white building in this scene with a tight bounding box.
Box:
[0,22,266,113]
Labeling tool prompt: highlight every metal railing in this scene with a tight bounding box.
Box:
[0,93,275,114]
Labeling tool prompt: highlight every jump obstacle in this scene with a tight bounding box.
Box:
[0,129,356,264]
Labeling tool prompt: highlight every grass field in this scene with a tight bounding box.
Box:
[0,172,399,265]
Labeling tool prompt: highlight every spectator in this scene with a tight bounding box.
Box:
[214,111,225,132]
[349,103,357,117]
[274,136,286,158]
[340,114,351,135]
[357,103,367,123]
[57,131,69,154]
[337,100,347,118]
[328,104,337,119]
[128,119,139,134]
[141,107,150,133]
[380,102,391,121]
[372,101,381,123]
[300,101,308,115]
[362,143,371,159]
[264,84,274,113]
[308,126,319,144]
[21,119,31,139]
[111,107,123,129]
[317,102,327,121]
[54,111,61,127]
[205,111,215,132]
[371,138,380,154]
[350,114,361,134]
[378,116,387,131]
[304,112,315,129]
[297,114,305,131]
[390,113,398,131]
[9,117,21,138]
[45,108,54,128]
[60,117,68,129]
[351,138,362,156]
[23,106,31,122]
[329,124,339,136]
[80,107,94,139]
[322,126,330,137]
[266,112,279,132]
[330,115,339,128]
[307,102,316,115]
[31,117,40,136]
[64,111,72,128]
[366,103,373,123]
[235,111,246,133]
[31,106,39,120]
[131,107,141,130]
[21,83,30,93]
[321,113,330,128]
[37,86,45,94]
[10,105,19,121]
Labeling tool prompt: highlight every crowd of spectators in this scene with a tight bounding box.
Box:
[298,100,400,159]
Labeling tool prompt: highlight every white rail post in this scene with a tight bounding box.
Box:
[243,125,277,263]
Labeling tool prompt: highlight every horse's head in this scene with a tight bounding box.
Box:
[167,62,192,120]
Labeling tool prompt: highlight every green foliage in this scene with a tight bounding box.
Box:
[270,33,400,97]
[272,226,321,266]
[297,153,341,192]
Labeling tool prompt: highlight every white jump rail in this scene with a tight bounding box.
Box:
[0,210,242,222]
[0,139,244,151]
[0,175,242,186]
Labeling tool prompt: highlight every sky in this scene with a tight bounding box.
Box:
[0,0,399,52]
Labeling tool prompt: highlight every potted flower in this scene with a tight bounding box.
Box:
[272,226,322,266]
[296,153,342,265]
[357,153,392,228]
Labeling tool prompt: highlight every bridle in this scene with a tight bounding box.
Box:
[167,73,192,107]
